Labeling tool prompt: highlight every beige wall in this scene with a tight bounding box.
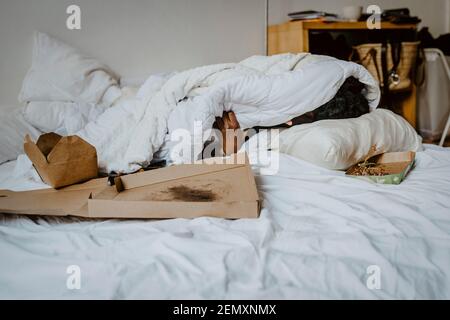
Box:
[1,0,447,110]
[269,0,450,36]
[0,0,265,109]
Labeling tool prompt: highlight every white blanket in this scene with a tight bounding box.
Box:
[17,32,122,138]
[0,107,42,165]
[1,145,449,299]
[76,53,380,173]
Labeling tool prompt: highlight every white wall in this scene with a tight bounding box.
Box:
[0,0,265,109]
[269,0,450,36]
[446,0,450,33]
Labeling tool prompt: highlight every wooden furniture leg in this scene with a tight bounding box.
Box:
[402,84,417,129]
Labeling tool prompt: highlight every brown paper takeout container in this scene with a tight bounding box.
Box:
[23,133,98,189]
[0,153,260,219]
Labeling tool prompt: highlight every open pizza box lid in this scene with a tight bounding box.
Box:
[0,153,260,219]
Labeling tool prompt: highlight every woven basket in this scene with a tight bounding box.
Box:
[354,41,420,92]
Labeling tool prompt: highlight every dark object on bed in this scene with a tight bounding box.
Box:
[107,159,167,186]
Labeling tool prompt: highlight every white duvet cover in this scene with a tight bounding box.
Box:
[0,145,449,299]
[0,107,42,165]
[75,53,380,173]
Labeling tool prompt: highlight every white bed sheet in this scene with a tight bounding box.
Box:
[0,145,450,299]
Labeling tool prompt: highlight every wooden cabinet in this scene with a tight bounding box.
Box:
[268,20,419,128]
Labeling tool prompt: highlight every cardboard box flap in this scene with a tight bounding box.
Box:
[24,134,48,167]
[36,132,63,157]
[0,178,108,217]
[116,163,245,191]
[47,136,97,163]
[116,153,251,192]
[368,151,415,175]
[375,151,415,164]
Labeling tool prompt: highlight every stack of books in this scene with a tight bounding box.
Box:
[288,10,339,22]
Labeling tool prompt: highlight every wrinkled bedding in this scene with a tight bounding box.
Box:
[0,144,449,299]
[75,53,380,173]
[0,107,41,164]
[8,50,380,173]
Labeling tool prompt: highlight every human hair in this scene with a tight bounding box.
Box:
[312,76,369,121]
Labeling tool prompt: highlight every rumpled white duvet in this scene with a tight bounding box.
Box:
[0,144,450,299]
[76,53,380,172]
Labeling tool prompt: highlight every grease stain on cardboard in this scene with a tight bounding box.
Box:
[168,185,218,202]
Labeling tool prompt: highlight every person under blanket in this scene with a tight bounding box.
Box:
[215,76,370,132]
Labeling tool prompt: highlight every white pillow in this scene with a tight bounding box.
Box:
[22,85,124,134]
[23,101,107,135]
[19,32,118,104]
[0,107,41,165]
[278,109,423,170]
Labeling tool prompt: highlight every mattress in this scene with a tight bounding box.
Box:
[1,145,450,299]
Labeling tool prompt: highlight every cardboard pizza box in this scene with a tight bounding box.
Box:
[0,153,260,219]
[0,177,108,217]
